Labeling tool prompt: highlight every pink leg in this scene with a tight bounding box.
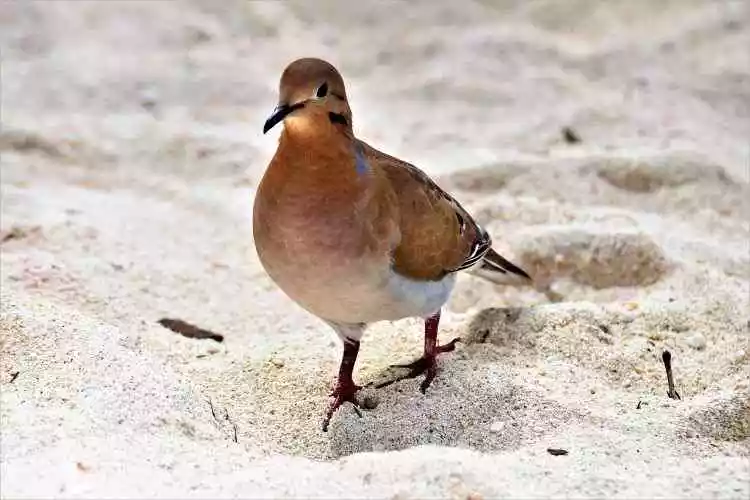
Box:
[322,340,362,432]
[386,310,460,392]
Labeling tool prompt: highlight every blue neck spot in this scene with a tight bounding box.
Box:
[354,145,369,176]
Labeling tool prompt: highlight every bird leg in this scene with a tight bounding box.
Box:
[322,339,362,432]
[388,310,460,393]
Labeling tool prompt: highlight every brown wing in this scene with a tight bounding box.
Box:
[358,140,491,281]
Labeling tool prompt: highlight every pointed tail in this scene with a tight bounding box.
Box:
[468,248,532,286]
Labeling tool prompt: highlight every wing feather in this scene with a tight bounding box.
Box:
[358,140,492,279]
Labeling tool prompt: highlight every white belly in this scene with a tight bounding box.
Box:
[379,269,456,320]
[274,262,456,327]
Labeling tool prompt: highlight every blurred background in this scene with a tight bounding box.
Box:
[2,0,748,183]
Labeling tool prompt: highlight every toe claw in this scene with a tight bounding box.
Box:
[419,366,437,393]
[437,337,461,353]
[321,381,361,432]
[374,339,459,394]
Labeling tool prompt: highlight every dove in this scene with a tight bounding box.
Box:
[254,58,531,431]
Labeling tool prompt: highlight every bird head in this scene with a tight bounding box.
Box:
[263,58,352,135]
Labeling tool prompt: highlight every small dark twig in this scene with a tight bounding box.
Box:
[224,409,239,443]
[561,126,581,144]
[207,398,218,421]
[207,398,239,443]
[636,400,642,409]
[158,318,224,342]
[9,371,20,383]
[352,405,363,418]
[547,448,569,456]
[662,350,681,400]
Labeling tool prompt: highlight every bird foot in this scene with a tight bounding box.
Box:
[377,337,461,392]
[321,379,362,432]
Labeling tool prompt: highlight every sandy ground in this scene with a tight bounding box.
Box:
[1,1,749,498]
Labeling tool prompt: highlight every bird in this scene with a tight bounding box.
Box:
[253,58,532,431]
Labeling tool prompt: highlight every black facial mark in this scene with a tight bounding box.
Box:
[329,112,348,126]
[316,82,328,98]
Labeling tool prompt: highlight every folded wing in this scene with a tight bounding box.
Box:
[359,140,529,283]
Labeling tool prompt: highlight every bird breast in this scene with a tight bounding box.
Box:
[253,144,401,321]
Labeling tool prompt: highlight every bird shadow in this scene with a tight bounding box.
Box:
[326,356,578,459]
[232,305,575,460]
[324,306,576,458]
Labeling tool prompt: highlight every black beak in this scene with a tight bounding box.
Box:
[263,102,304,134]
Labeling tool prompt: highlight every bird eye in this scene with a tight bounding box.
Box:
[315,82,328,98]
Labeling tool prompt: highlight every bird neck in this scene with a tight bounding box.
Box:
[281,106,354,143]
[274,123,364,184]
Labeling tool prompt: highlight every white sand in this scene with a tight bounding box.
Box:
[1,1,749,498]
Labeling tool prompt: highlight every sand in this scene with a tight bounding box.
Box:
[1,0,749,498]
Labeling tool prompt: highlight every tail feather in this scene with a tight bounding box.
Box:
[468,248,532,285]
[482,248,531,280]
